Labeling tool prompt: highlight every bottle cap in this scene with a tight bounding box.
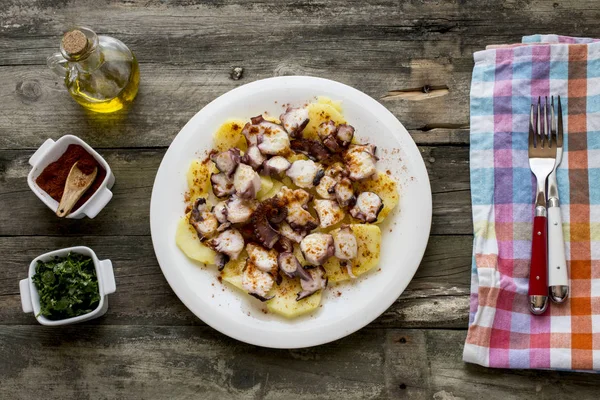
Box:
[62,29,88,57]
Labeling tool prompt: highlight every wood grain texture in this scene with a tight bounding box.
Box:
[2,0,598,151]
[0,146,471,236]
[1,64,471,149]
[0,235,471,327]
[1,0,568,150]
[1,326,599,400]
[1,0,597,150]
[3,0,600,397]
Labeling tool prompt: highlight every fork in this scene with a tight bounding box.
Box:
[547,96,569,303]
[528,97,557,315]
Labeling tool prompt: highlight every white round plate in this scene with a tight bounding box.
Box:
[150,76,431,348]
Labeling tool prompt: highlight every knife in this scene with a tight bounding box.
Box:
[547,96,569,303]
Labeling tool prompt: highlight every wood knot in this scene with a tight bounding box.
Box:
[381,85,449,101]
[274,63,304,77]
[16,80,42,103]
[230,66,244,80]
[399,383,407,390]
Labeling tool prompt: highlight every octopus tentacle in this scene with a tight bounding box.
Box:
[300,233,335,265]
[335,124,355,147]
[332,226,358,278]
[312,169,325,187]
[296,266,328,301]
[286,160,325,189]
[275,236,294,253]
[242,146,266,170]
[211,148,241,177]
[278,252,311,281]
[189,198,219,240]
[262,156,291,177]
[280,107,309,138]
[349,192,384,223]
[290,139,330,162]
[233,163,261,199]
[242,260,275,301]
[251,198,288,249]
[210,172,235,198]
[206,228,245,270]
[344,144,378,181]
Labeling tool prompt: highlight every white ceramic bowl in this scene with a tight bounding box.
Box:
[19,246,116,326]
[27,135,115,219]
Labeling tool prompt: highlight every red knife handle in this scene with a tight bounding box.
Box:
[529,216,548,296]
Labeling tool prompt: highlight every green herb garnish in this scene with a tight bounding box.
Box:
[32,252,100,320]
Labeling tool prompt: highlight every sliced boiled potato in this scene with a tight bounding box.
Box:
[259,179,283,201]
[281,177,295,189]
[221,254,248,291]
[323,224,381,283]
[257,176,274,199]
[175,216,216,265]
[356,172,399,223]
[186,159,212,201]
[316,96,343,113]
[293,244,309,267]
[220,251,321,318]
[287,153,309,162]
[303,103,347,140]
[266,275,322,318]
[213,119,248,152]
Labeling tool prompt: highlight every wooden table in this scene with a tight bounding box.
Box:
[2,1,600,398]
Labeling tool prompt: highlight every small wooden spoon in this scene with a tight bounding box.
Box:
[56,161,98,217]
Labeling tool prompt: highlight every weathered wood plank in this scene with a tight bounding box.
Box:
[0,64,470,149]
[2,0,598,68]
[385,330,600,400]
[2,0,599,395]
[0,0,476,149]
[0,149,160,236]
[0,146,471,236]
[1,326,598,400]
[409,128,470,146]
[2,0,599,150]
[0,234,471,327]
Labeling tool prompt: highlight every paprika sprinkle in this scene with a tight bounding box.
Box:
[36,144,106,212]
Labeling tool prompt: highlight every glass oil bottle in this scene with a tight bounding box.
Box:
[48,27,139,113]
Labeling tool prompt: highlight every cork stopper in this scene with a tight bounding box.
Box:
[62,29,88,57]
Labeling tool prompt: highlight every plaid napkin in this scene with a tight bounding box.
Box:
[464,35,600,370]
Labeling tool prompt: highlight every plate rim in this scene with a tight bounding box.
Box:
[150,76,432,348]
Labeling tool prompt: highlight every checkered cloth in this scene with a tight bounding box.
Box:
[464,35,600,370]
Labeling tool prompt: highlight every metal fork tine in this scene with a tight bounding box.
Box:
[544,96,549,147]
[550,96,557,147]
[557,95,564,147]
[529,104,535,148]
[536,97,542,147]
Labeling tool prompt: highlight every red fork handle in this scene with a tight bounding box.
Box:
[529,216,548,296]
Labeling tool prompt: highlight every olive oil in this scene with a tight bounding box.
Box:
[66,54,140,113]
[48,27,139,113]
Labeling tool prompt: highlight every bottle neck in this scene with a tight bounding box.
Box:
[74,44,103,72]
[60,27,103,73]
